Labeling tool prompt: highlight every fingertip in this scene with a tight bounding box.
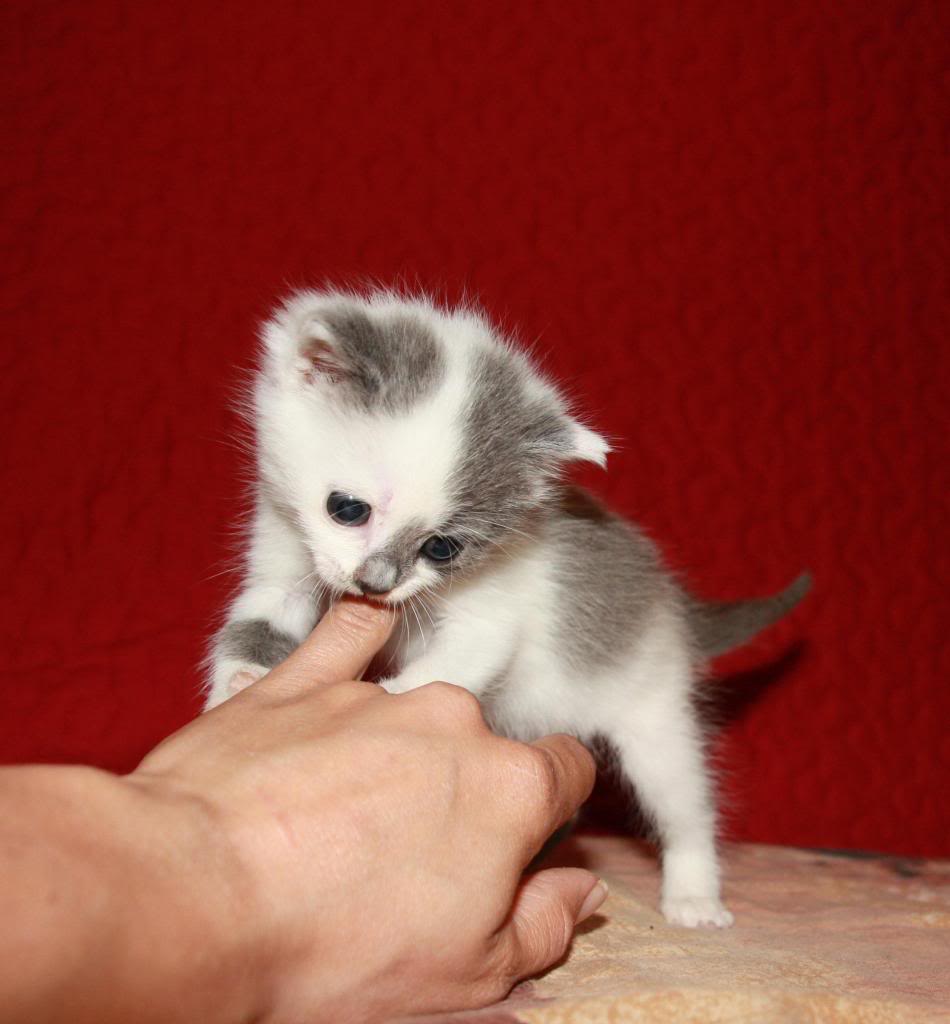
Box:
[320,596,397,641]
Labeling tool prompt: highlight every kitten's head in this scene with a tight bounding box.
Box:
[253,289,608,604]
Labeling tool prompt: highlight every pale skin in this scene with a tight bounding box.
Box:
[0,599,606,1024]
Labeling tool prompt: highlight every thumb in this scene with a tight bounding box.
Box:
[262,598,396,696]
[497,869,607,982]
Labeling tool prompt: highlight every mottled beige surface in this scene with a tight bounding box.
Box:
[411,837,950,1023]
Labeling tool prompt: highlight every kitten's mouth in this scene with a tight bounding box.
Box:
[315,555,416,606]
[364,594,405,608]
[339,578,409,606]
[351,585,410,606]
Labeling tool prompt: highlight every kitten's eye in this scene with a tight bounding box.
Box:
[326,492,372,526]
[421,535,463,563]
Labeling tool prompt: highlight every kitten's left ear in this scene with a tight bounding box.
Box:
[565,419,610,467]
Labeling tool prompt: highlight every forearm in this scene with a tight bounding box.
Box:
[0,765,264,1024]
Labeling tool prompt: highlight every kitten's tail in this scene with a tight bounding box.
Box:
[688,572,812,660]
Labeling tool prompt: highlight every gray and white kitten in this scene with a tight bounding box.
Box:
[206,289,808,928]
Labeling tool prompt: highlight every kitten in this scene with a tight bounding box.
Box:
[206,288,809,928]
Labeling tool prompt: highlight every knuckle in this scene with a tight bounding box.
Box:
[526,747,561,810]
[482,901,574,993]
[503,744,560,815]
[540,735,596,795]
[543,908,575,967]
[550,730,587,760]
[482,936,522,995]
[520,902,574,972]
[316,679,375,710]
[472,971,516,1010]
[417,681,486,728]
[550,901,576,953]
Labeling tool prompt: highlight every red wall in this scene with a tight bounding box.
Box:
[1,1,946,856]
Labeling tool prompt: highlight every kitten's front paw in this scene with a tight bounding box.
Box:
[228,666,268,695]
[661,895,734,928]
[205,662,269,710]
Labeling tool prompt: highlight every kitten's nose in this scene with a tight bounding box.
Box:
[354,555,398,596]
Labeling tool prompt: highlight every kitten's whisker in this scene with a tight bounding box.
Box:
[415,594,438,632]
[202,564,241,583]
[401,602,411,654]
[407,597,419,652]
[376,601,403,676]
[452,527,518,561]
[462,516,537,546]
[462,513,536,539]
[408,596,427,655]
[310,579,329,607]
[454,519,528,552]
[416,596,434,642]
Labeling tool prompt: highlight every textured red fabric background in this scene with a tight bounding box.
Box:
[1,2,946,856]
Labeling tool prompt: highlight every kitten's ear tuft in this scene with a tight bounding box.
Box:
[568,421,610,467]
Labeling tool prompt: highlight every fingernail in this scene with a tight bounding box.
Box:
[576,880,608,923]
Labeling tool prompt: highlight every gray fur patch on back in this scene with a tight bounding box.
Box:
[321,305,445,413]
[550,488,677,672]
[448,347,569,551]
[217,619,298,668]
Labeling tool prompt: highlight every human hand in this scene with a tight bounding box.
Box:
[133,598,605,1023]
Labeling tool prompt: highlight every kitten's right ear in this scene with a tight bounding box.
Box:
[293,318,349,385]
[262,295,349,387]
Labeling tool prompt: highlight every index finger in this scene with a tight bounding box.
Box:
[261,598,396,695]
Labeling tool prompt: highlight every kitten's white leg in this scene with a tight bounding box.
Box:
[380,650,504,699]
[206,585,318,709]
[380,601,517,701]
[205,501,317,710]
[609,687,732,928]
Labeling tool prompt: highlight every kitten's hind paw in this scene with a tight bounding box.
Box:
[661,895,734,928]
